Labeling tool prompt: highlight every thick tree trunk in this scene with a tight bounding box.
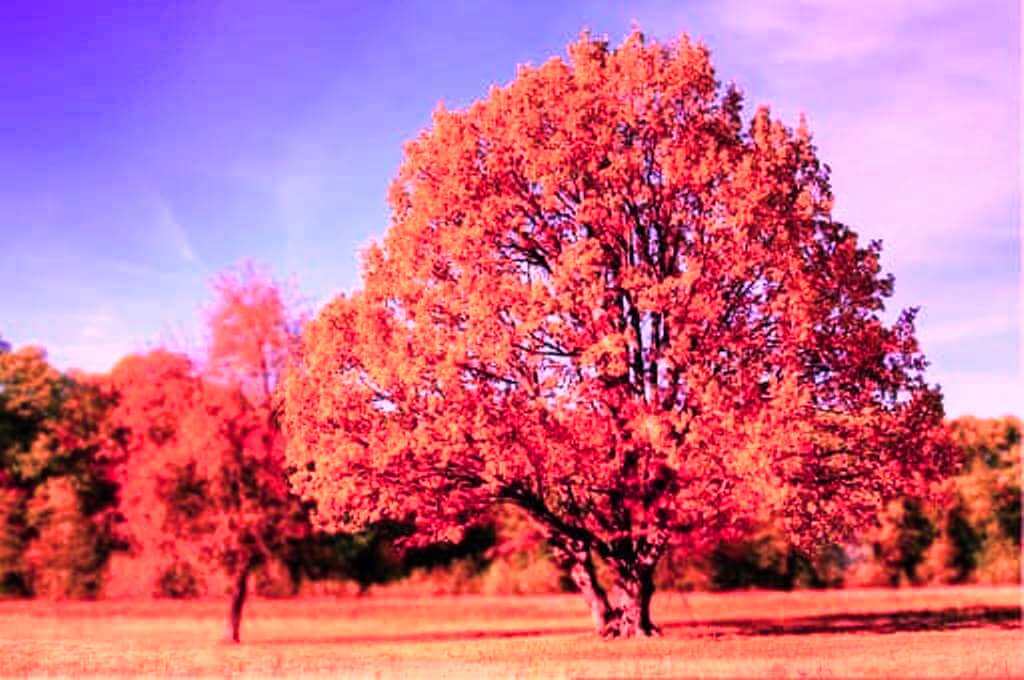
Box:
[552,539,661,638]
[226,562,253,644]
[639,565,657,634]
[604,564,660,638]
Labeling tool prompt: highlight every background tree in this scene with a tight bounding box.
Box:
[0,347,117,597]
[0,347,62,484]
[23,475,110,598]
[919,416,1020,584]
[103,350,206,597]
[846,498,937,587]
[0,346,57,595]
[104,263,308,641]
[198,262,309,641]
[283,32,955,637]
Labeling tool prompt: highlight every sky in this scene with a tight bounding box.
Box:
[0,0,1019,418]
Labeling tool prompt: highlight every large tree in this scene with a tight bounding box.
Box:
[283,32,954,637]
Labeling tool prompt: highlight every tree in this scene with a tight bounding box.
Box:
[200,262,308,641]
[0,346,62,485]
[0,346,59,595]
[103,350,205,596]
[283,32,954,637]
[922,417,1021,584]
[0,347,117,598]
[104,263,308,642]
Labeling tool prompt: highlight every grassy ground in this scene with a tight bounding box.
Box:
[0,586,1019,678]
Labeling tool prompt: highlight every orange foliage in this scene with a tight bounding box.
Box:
[103,350,204,594]
[283,32,954,637]
[206,260,303,404]
[925,416,1020,585]
[102,264,307,639]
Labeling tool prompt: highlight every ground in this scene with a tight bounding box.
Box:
[0,586,1019,678]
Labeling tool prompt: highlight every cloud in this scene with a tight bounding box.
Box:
[934,370,1023,418]
[921,313,1017,348]
[42,309,146,373]
[711,0,966,64]
[816,79,1016,269]
[694,0,1019,270]
[79,309,117,340]
[225,126,375,303]
[226,140,331,271]
[153,194,200,265]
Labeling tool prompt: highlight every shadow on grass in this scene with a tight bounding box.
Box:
[665,605,1022,637]
[259,605,1021,646]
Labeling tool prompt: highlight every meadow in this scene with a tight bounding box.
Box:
[0,586,1019,678]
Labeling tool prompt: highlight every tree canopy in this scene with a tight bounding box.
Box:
[283,32,954,637]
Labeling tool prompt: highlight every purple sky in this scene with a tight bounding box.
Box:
[1,1,1018,417]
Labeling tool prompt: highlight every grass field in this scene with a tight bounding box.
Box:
[0,586,1020,678]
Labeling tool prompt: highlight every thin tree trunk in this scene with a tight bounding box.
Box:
[226,561,254,643]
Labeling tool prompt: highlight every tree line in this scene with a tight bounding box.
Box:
[0,307,1018,632]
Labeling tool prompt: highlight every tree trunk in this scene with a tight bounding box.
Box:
[603,563,660,638]
[226,562,254,644]
[552,539,661,638]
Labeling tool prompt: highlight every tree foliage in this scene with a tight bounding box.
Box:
[918,416,1020,585]
[283,32,954,637]
[0,347,117,597]
[103,350,206,594]
[102,264,308,640]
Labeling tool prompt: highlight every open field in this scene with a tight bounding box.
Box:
[0,586,1020,678]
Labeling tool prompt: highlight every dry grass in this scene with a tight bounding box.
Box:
[0,586,1020,678]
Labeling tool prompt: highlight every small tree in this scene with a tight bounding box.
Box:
[199,263,308,641]
[105,264,308,642]
[0,347,63,485]
[283,32,954,637]
[23,476,109,598]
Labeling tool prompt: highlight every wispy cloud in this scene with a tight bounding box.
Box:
[697,0,1018,269]
[921,313,1017,348]
[226,125,376,304]
[814,78,1015,269]
[153,193,200,265]
[711,0,966,64]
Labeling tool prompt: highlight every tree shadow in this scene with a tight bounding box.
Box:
[260,605,1020,646]
[663,605,1022,637]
